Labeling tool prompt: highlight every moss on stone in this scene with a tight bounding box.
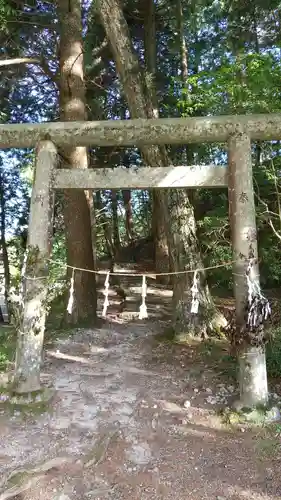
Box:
[0,386,55,415]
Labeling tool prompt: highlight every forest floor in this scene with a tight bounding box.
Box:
[0,271,281,500]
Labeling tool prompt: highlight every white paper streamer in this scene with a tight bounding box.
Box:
[67,268,75,314]
[246,259,271,328]
[102,272,110,318]
[139,275,148,319]
[190,270,199,314]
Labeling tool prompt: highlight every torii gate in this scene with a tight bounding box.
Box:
[1,113,280,404]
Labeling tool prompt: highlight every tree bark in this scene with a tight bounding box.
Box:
[151,190,170,281]
[144,0,170,280]
[176,0,195,200]
[0,170,10,318]
[176,0,188,81]
[122,189,134,241]
[57,0,97,325]
[88,191,97,270]
[111,189,120,254]
[170,189,224,336]
[96,190,114,257]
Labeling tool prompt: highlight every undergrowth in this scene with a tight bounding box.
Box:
[154,325,281,380]
[0,325,16,372]
[266,327,281,379]
[255,423,281,460]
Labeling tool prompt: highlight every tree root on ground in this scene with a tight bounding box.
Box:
[0,456,75,500]
[0,427,120,500]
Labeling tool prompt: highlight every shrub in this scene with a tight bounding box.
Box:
[266,328,281,379]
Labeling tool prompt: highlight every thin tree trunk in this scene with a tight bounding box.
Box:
[97,0,225,334]
[177,0,188,81]
[96,190,114,257]
[0,171,10,319]
[89,192,97,270]
[176,0,195,204]
[57,0,96,325]
[122,189,134,241]
[111,189,120,254]
[119,104,134,244]
[252,9,262,178]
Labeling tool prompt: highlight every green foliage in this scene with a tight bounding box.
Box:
[0,326,15,372]
[0,1,16,33]
[266,329,281,379]
[184,53,281,115]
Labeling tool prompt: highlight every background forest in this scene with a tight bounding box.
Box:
[0,0,281,334]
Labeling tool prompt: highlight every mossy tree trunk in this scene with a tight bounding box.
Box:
[170,190,224,337]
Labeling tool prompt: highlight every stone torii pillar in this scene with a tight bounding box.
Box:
[12,140,57,394]
[228,131,268,408]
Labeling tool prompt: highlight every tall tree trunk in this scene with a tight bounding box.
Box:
[170,0,226,335]
[122,189,134,241]
[96,190,114,258]
[97,0,225,334]
[177,0,188,82]
[111,189,120,254]
[143,0,170,281]
[97,0,170,282]
[252,8,262,173]
[0,171,10,319]
[170,190,223,337]
[176,0,195,202]
[141,190,150,233]
[89,192,97,270]
[57,0,96,325]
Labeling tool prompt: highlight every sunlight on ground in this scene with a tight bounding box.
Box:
[170,425,220,439]
[47,350,93,364]
[228,486,277,500]
[128,286,172,297]
[89,345,108,354]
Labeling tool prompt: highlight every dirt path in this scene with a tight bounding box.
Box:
[0,317,281,500]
